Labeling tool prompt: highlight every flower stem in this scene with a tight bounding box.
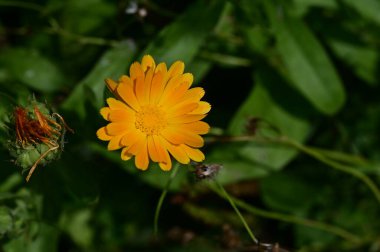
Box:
[206,134,380,205]
[209,184,361,244]
[277,136,380,205]
[153,162,180,236]
[213,180,259,244]
[0,0,43,12]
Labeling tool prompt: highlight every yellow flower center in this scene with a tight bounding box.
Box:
[135,105,167,135]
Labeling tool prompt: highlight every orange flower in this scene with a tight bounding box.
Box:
[97,55,210,170]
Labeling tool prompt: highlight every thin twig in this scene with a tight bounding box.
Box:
[153,162,180,236]
[213,181,259,244]
[209,184,362,244]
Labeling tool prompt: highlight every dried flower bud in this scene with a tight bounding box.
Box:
[245,117,260,136]
[6,98,72,181]
[193,163,222,180]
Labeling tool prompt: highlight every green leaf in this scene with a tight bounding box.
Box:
[292,0,338,16]
[0,206,12,238]
[0,48,65,93]
[88,142,189,191]
[61,42,136,119]
[59,209,94,248]
[265,2,346,114]
[209,67,312,184]
[327,38,378,85]
[260,172,320,213]
[142,0,226,64]
[3,223,59,252]
[343,0,380,26]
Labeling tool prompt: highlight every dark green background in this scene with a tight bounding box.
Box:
[0,0,380,251]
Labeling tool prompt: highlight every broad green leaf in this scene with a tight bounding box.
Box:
[0,206,12,238]
[62,0,115,35]
[343,0,380,26]
[0,48,65,93]
[292,0,338,16]
[327,38,378,85]
[61,42,136,119]
[265,2,346,114]
[59,209,93,248]
[208,67,312,184]
[142,0,226,64]
[3,223,59,252]
[88,142,189,191]
[260,172,320,213]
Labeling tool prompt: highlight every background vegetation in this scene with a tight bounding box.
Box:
[0,0,380,251]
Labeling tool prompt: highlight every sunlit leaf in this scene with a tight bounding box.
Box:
[264,2,346,115]
[61,42,136,119]
[209,67,313,184]
[327,38,378,85]
[142,0,226,64]
[343,0,380,26]
[0,48,65,93]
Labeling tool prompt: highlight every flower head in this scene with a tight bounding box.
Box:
[6,98,72,181]
[97,55,211,170]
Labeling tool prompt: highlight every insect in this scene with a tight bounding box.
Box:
[193,163,222,180]
[12,103,72,182]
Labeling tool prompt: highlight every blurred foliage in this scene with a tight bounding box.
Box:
[0,0,380,251]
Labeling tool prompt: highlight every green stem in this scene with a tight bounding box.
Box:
[214,181,258,244]
[0,0,43,11]
[153,162,180,236]
[206,134,380,205]
[278,137,380,205]
[46,19,119,47]
[209,184,361,244]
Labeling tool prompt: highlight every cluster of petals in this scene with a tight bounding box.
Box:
[96,55,210,170]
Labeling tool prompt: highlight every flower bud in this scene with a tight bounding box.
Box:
[5,98,71,181]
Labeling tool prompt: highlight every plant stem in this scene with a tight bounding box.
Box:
[153,162,180,236]
[214,181,258,244]
[209,184,361,244]
[277,137,380,205]
[0,0,43,12]
[206,134,380,205]
[46,19,120,47]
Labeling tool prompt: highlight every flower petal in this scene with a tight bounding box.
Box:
[169,114,207,124]
[189,101,211,114]
[121,147,133,161]
[108,109,134,123]
[135,141,149,170]
[105,78,118,94]
[181,121,210,135]
[155,62,167,74]
[96,127,112,141]
[100,107,111,121]
[147,136,159,162]
[183,87,205,101]
[161,127,204,147]
[167,102,198,117]
[161,82,189,108]
[106,98,129,110]
[182,145,205,162]
[117,82,140,111]
[119,75,133,86]
[106,122,132,136]
[163,139,190,164]
[142,55,156,72]
[130,62,144,80]
[158,145,172,171]
[167,61,184,79]
[126,131,146,155]
[107,134,123,150]
[135,75,148,106]
[150,71,164,104]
